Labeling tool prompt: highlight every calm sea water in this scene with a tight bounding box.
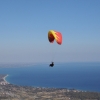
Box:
[0,62,100,92]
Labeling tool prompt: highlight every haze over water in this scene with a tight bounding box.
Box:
[0,62,100,92]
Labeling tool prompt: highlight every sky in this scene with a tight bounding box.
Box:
[0,0,100,63]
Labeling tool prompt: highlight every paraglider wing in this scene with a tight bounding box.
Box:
[48,30,62,45]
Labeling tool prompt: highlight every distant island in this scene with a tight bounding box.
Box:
[0,74,100,100]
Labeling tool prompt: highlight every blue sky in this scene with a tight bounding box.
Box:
[0,0,100,63]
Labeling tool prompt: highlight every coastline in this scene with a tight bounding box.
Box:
[3,74,9,84]
[0,62,100,93]
[0,74,100,93]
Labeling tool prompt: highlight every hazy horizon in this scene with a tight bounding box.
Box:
[0,0,100,63]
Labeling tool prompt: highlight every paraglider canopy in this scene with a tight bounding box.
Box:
[48,30,62,45]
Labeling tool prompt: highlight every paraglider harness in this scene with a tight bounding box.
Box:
[49,62,54,67]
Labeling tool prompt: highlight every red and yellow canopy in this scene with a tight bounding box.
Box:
[48,30,62,45]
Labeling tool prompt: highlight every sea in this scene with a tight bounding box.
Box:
[0,62,100,92]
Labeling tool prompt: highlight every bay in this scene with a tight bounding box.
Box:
[0,62,100,92]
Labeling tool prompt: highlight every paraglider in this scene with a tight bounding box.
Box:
[49,62,54,67]
[48,30,62,67]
